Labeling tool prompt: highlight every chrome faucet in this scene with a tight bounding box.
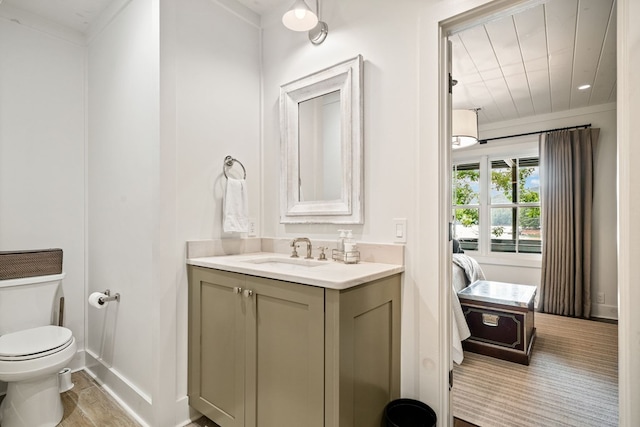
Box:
[291,237,313,259]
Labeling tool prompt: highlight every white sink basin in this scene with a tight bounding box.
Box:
[242,257,329,271]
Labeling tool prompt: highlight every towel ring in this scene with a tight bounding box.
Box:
[223,155,246,179]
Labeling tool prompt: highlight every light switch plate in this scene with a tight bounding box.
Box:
[393,218,407,243]
[248,218,257,237]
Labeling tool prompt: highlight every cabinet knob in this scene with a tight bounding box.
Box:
[233,287,243,294]
[243,289,254,298]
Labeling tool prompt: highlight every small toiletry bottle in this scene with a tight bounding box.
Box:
[344,230,358,263]
[337,230,346,252]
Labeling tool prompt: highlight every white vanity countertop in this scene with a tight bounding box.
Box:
[187,252,404,290]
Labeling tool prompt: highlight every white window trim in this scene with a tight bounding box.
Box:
[453,141,542,263]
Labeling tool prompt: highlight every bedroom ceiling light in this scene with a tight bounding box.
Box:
[452,109,479,150]
[578,84,591,90]
[282,0,329,45]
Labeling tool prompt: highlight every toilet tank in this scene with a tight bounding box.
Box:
[0,273,65,335]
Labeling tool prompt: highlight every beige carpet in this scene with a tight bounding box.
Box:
[452,312,618,427]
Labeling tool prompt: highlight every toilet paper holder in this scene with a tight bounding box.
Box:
[99,289,120,304]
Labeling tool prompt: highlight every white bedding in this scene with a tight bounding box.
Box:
[452,254,485,364]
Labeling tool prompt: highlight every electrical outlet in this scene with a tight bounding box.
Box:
[596,292,605,304]
[248,218,257,237]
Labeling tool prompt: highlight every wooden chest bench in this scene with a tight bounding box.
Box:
[458,280,537,365]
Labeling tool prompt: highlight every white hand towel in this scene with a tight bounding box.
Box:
[223,178,249,233]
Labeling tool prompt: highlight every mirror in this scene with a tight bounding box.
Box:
[280,55,363,224]
[298,91,342,201]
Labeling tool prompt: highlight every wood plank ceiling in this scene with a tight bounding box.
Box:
[451,0,617,125]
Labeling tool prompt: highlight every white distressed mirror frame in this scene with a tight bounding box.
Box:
[279,55,363,224]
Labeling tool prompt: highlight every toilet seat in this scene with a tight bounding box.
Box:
[0,325,73,361]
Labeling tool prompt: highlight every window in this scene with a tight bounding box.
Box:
[489,157,541,253]
[453,156,541,255]
[452,162,480,251]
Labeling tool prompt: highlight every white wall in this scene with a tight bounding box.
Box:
[261,0,424,402]
[261,0,499,417]
[172,0,261,422]
[85,0,261,424]
[0,11,86,386]
[262,2,421,243]
[454,104,618,319]
[86,0,158,421]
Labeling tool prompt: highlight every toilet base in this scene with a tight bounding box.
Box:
[0,373,63,427]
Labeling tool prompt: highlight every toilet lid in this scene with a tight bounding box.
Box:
[0,325,73,361]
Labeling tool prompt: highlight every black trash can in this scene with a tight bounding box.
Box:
[383,398,437,427]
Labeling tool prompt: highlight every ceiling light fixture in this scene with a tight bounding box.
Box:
[452,109,479,150]
[578,84,592,90]
[282,0,328,45]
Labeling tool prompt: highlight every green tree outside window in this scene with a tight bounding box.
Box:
[453,157,541,253]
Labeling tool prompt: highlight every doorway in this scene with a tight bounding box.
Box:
[438,0,620,425]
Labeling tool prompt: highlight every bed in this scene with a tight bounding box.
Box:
[452,253,485,364]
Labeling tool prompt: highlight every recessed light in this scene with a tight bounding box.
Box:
[578,84,591,90]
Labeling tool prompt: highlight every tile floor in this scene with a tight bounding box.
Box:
[0,370,216,427]
[0,370,142,427]
[186,417,219,427]
[454,417,480,427]
[57,370,141,427]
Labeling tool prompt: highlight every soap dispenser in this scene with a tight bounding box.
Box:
[337,230,346,252]
[343,230,358,263]
[344,230,355,252]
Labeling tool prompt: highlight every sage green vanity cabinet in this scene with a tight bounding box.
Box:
[188,265,401,427]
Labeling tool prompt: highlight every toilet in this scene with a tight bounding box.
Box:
[0,273,77,427]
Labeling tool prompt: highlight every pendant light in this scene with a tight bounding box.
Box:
[282,0,329,45]
[282,0,318,31]
[452,109,479,150]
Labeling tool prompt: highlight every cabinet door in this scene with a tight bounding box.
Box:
[331,275,401,427]
[244,277,325,427]
[188,267,246,427]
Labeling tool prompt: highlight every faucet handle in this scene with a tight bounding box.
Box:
[290,240,299,258]
[317,247,328,261]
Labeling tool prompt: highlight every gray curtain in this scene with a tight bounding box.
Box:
[539,128,599,318]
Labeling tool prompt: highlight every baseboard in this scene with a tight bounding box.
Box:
[591,303,618,320]
[68,347,86,372]
[175,396,203,427]
[84,349,152,426]
[2,350,195,427]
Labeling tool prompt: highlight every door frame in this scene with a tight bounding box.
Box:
[436,0,631,425]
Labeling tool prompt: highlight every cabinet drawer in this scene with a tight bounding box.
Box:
[462,306,525,350]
